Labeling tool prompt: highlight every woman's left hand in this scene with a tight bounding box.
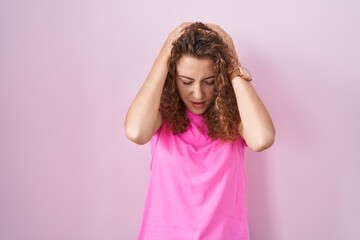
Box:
[206,23,240,68]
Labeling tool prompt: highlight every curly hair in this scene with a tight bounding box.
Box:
[160,22,241,142]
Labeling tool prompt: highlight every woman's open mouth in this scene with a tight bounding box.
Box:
[191,101,206,109]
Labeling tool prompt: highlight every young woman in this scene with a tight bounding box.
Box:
[125,22,275,240]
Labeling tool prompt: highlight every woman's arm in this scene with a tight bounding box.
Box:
[231,76,275,152]
[208,24,275,152]
[125,23,191,145]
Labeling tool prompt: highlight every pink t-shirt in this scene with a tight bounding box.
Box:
[137,109,249,240]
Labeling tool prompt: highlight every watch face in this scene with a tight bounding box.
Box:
[240,66,252,80]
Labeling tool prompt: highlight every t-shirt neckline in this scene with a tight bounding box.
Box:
[185,108,205,127]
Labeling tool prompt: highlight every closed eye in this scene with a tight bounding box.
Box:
[182,81,192,85]
[205,81,215,85]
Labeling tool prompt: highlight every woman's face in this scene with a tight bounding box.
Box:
[176,55,216,115]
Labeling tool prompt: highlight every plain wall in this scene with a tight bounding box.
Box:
[0,0,359,239]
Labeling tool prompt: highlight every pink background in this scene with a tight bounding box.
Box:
[1,0,359,239]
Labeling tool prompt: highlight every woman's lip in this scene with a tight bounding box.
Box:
[191,101,206,108]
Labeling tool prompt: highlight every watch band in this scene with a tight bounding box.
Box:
[228,66,252,81]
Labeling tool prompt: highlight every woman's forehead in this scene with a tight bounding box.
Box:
[176,55,215,76]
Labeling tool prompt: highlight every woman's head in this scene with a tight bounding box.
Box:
[160,22,241,141]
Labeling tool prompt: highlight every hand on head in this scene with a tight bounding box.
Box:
[160,22,192,58]
[205,23,240,67]
[161,22,240,68]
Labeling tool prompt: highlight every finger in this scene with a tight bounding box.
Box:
[169,23,188,40]
[166,22,192,48]
[206,23,221,31]
[175,22,192,33]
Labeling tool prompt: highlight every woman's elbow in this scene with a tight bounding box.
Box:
[247,130,275,152]
[125,127,150,145]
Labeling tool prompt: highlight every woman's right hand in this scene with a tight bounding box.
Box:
[159,22,192,59]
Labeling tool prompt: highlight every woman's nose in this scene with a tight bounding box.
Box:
[192,84,204,100]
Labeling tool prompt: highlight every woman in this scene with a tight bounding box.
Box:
[125,22,275,240]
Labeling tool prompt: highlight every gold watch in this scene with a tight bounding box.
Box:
[229,66,252,81]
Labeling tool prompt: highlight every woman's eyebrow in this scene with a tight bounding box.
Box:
[178,75,215,81]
